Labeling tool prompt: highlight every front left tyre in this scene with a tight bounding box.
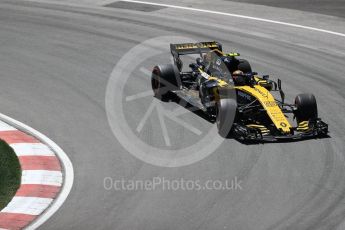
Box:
[216,98,237,137]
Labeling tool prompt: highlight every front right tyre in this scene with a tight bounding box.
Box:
[294,93,318,123]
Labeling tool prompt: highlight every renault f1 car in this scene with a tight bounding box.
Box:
[151,41,328,141]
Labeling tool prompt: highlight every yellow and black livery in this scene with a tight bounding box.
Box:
[151,41,328,141]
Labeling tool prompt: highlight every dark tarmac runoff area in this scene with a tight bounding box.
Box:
[227,0,345,18]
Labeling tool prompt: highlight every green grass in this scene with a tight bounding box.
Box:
[0,139,21,210]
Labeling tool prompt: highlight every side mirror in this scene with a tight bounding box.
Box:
[278,79,285,103]
[278,79,282,90]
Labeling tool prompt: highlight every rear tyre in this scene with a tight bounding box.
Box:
[151,64,180,101]
[216,98,237,137]
[294,94,318,123]
[237,59,252,73]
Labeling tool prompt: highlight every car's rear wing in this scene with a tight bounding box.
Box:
[170,41,223,71]
[170,41,222,57]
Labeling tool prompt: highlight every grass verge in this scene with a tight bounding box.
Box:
[0,139,21,210]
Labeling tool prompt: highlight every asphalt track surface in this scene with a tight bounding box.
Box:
[1,0,345,229]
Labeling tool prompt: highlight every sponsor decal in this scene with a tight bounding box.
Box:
[200,70,210,79]
[264,101,277,107]
[254,88,267,97]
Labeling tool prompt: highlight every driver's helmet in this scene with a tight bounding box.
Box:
[232,70,245,85]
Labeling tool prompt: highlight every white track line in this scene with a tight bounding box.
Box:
[123,0,345,38]
[0,113,74,230]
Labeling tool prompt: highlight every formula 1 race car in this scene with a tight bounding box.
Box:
[151,41,328,141]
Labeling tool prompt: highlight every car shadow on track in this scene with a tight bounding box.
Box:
[234,134,331,145]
